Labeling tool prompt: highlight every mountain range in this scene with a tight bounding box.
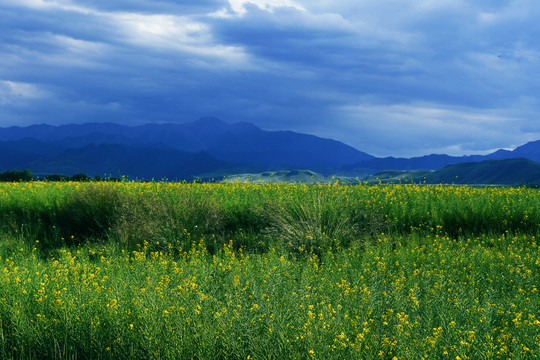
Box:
[343,141,540,172]
[0,117,538,184]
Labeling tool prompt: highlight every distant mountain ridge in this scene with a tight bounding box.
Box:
[0,118,373,179]
[344,140,540,172]
[0,117,538,183]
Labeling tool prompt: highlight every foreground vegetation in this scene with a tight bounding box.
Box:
[0,182,538,359]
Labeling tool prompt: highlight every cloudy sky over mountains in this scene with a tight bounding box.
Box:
[1,0,539,157]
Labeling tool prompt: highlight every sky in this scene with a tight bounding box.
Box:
[1,0,540,157]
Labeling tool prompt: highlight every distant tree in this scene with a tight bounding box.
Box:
[46,174,69,182]
[22,169,33,181]
[71,173,89,182]
[0,169,33,182]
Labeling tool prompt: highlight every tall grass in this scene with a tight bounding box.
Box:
[0,182,537,252]
[0,234,539,359]
[0,182,538,359]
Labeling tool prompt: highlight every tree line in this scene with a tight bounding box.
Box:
[0,169,120,182]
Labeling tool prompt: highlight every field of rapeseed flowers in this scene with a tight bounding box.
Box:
[0,182,538,359]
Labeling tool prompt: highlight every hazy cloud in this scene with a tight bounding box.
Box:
[0,80,49,105]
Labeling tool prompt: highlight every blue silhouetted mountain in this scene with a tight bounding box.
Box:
[507,140,540,163]
[28,143,231,181]
[0,118,539,182]
[0,118,374,174]
[345,141,540,172]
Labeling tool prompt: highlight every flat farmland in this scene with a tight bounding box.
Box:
[0,182,538,359]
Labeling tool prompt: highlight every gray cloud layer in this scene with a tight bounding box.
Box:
[1,0,539,156]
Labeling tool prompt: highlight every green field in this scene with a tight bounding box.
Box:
[0,182,539,359]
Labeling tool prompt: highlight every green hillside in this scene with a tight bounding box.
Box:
[221,170,361,184]
[364,170,433,184]
[420,158,540,185]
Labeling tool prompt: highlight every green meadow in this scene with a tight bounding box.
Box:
[0,181,539,359]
